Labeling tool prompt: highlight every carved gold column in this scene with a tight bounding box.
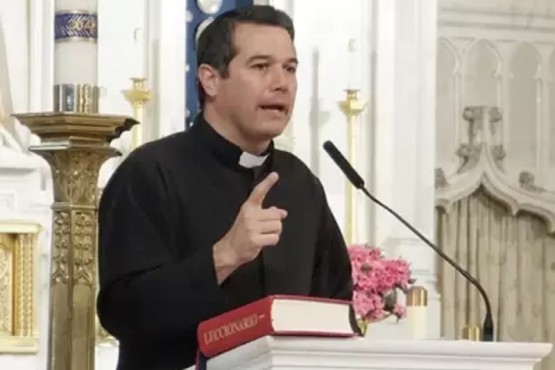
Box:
[12,113,136,370]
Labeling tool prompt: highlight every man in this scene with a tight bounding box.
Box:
[97,5,354,370]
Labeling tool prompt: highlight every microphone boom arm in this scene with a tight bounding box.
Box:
[322,139,494,341]
[360,187,494,341]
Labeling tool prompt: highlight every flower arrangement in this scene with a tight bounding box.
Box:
[348,244,415,331]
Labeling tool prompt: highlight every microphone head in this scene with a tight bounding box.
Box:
[322,140,365,189]
[322,141,334,153]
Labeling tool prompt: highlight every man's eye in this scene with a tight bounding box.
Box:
[253,63,269,70]
[286,65,297,73]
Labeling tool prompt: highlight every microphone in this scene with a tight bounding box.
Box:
[323,140,494,342]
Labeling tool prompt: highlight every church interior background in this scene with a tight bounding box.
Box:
[1,0,555,369]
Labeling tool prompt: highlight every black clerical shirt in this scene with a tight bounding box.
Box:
[96,116,354,370]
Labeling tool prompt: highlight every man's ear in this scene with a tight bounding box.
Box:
[197,64,219,100]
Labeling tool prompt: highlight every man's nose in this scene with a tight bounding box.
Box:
[269,68,288,91]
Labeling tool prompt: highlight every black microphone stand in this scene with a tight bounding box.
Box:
[322,140,494,341]
[359,186,494,341]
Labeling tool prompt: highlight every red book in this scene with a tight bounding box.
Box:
[197,295,357,358]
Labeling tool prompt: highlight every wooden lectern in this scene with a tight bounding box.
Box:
[186,335,552,370]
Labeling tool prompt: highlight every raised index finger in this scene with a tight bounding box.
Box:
[247,172,279,206]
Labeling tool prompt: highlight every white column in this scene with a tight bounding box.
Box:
[147,0,186,140]
[281,0,371,242]
[368,0,440,339]
[97,0,147,187]
[42,0,55,111]
[97,0,185,187]
[535,45,554,185]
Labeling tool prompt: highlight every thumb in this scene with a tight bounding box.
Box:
[247,172,279,206]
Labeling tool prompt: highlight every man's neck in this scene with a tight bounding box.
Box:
[202,108,270,155]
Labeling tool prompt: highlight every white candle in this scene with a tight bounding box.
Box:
[133,28,145,77]
[405,286,428,340]
[347,38,358,90]
[406,306,427,339]
[54,0,98,86]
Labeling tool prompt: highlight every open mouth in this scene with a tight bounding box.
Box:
[259,104,287,114]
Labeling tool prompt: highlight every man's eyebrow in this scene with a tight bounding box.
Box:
[246,55,299,64]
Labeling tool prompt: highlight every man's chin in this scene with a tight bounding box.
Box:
[256,121,288,139]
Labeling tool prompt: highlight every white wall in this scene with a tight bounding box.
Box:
[275,0,372,242]
[437,1,555,193]
[98,0,186,187]
[274,0,440,339]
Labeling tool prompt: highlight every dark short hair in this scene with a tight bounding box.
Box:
[195,5,295,107]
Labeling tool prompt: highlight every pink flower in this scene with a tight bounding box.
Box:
[348,244,414,322]
[352,291,375,317]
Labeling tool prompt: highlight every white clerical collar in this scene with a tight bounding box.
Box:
[239,151,269,168]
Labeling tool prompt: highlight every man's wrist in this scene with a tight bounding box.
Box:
[212,240,238,284]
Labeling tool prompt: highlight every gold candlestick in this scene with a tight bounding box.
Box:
[338,89,366,244]
[122,77,151,150]
[12,112,137,370]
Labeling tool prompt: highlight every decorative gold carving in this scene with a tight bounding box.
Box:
[52,211,70,284]
[50,151,108,204]
[73,211,95,286]
[52,210,95,287]
[14,234,35,337]
[0,237,12,335]
[0,222,41,353]
[12,112,136,369]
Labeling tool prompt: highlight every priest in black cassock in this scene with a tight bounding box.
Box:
[97,4,355,370]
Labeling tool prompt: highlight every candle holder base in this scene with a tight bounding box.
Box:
[53,84,101,114]
[339,89,366,118]
[123,77,152,150]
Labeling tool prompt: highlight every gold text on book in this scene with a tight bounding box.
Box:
[203,313,261,344]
